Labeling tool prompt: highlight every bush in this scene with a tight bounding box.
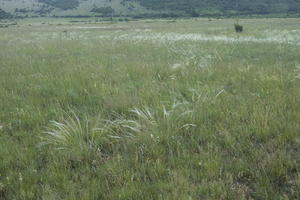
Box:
[234,23,243,33]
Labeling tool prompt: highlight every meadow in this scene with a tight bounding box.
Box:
[0,18,300,199]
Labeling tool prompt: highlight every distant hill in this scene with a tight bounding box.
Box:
[38,0,79,10]
[0,0,299,18]
[136,0,300,16]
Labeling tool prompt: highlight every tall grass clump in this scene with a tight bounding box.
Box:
[130,102,196,136]
[42,104,194,154]
[41,111,142,157]
[41,112,97,154]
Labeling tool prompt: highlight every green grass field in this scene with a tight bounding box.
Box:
[0,18,300,199]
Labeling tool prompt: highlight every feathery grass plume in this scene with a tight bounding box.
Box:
[130,106,156,125]
[41,111,97,152]
[130,102,195,133]
[97,112,141,139]
[41,111,141,153]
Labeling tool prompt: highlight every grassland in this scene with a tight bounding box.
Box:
[0,18,300,199]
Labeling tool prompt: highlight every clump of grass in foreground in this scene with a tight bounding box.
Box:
[41,111,141,156]
[41,112,96,152]
[41,102,195,155]
[130,102,196,134]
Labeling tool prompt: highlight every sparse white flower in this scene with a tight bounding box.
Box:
[18,173,23,182]
[170,63,183,70]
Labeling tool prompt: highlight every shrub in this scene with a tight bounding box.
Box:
[234,22,243,33]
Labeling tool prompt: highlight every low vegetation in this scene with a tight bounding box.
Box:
[0,18,299,199]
